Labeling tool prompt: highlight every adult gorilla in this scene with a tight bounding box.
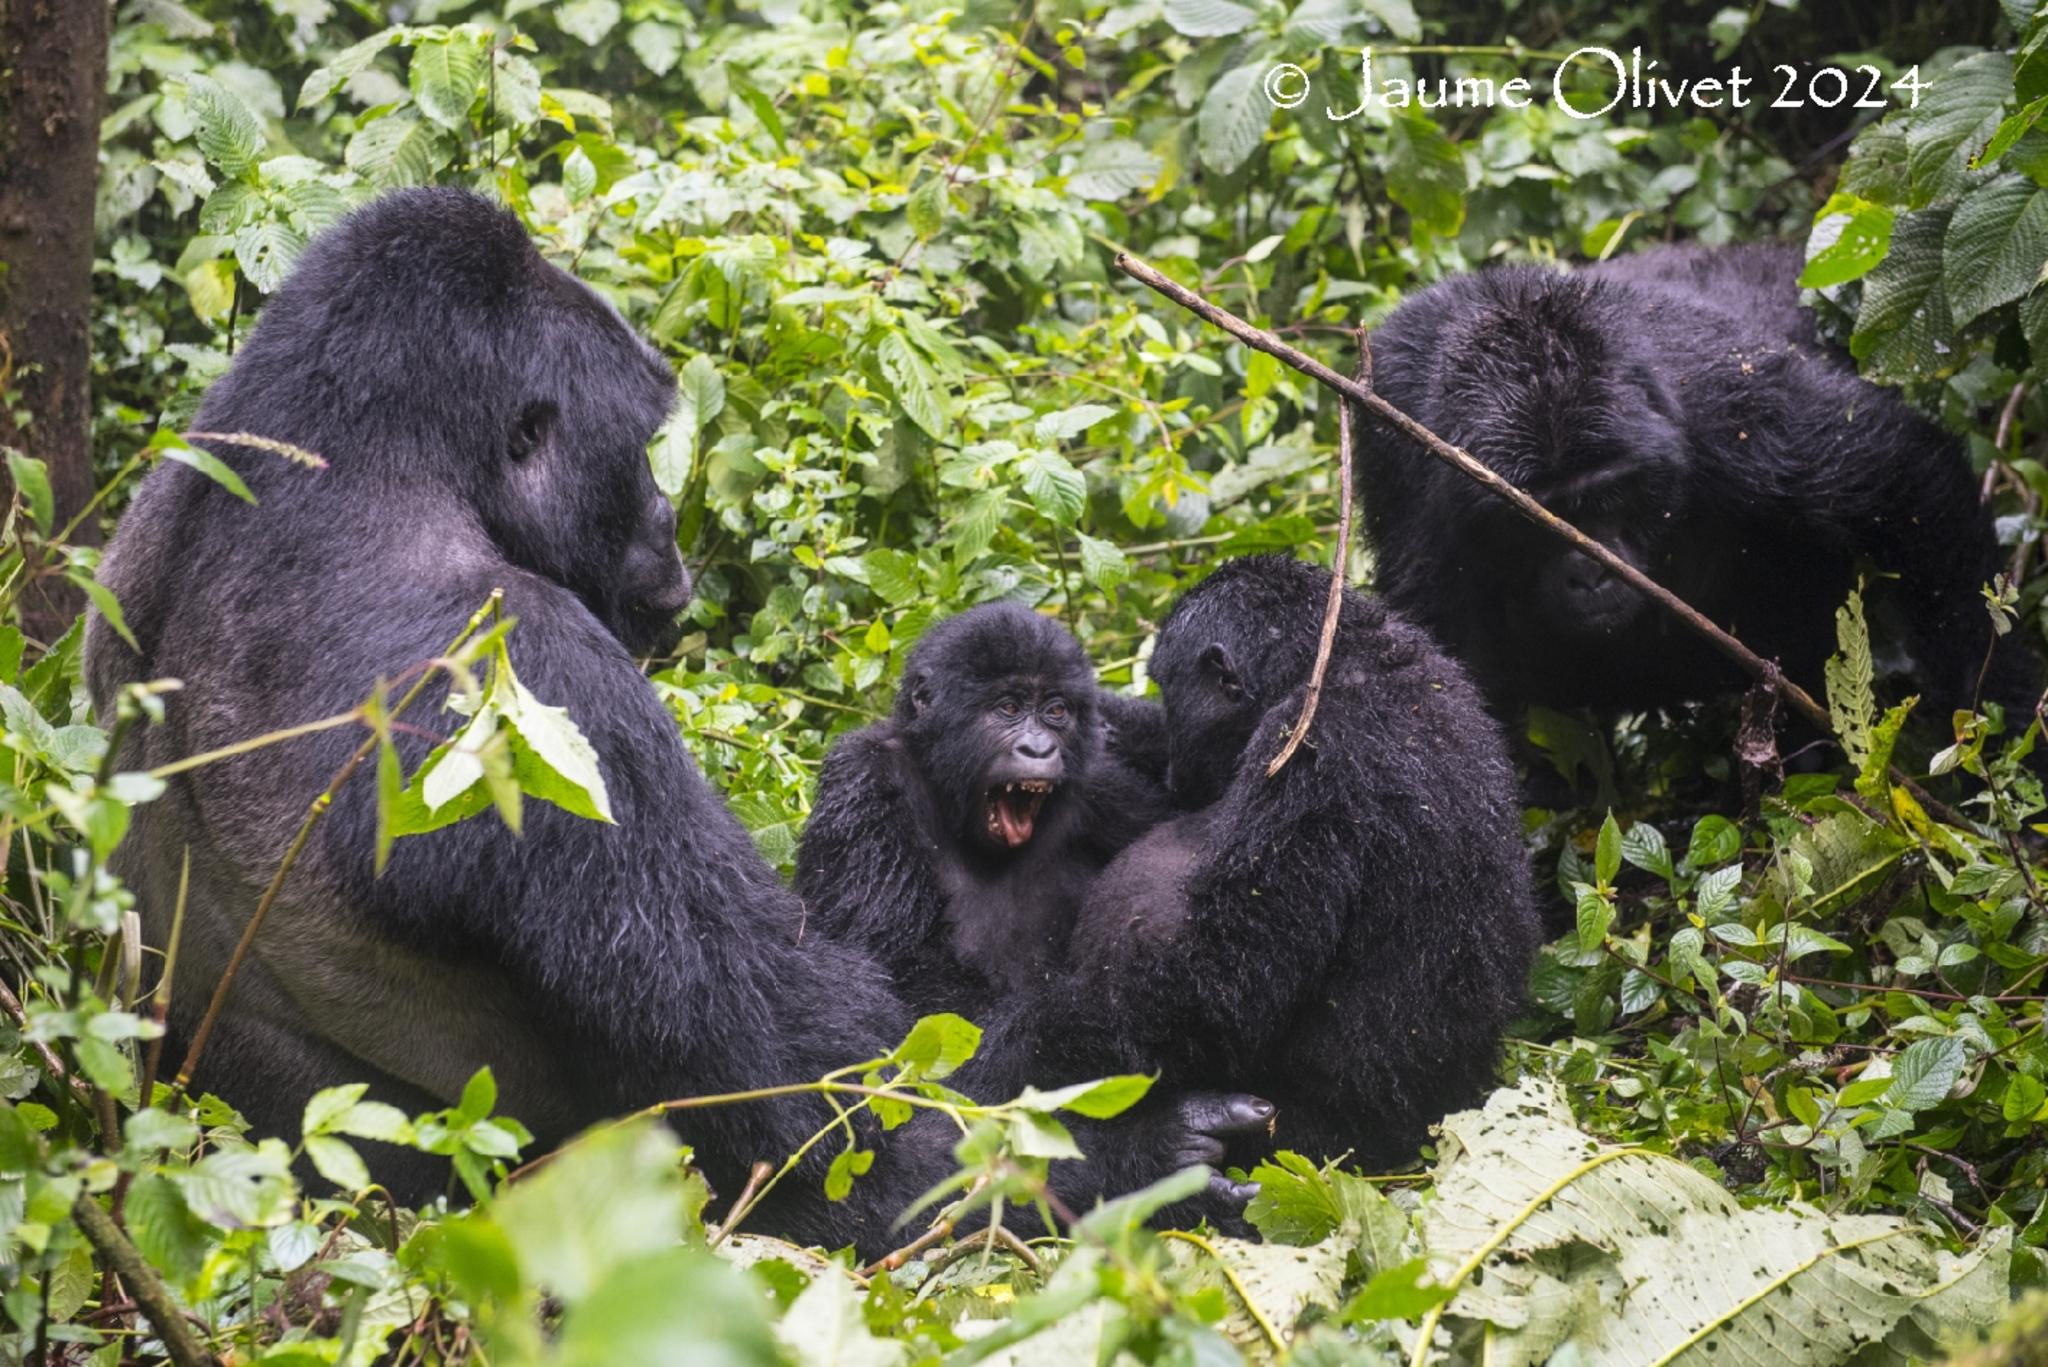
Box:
[1353,244,2017,720]
[86,189,1253,1252]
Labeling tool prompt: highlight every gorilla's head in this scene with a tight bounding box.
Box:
[1150,556,1375,807]
[1428,271,1692,639]
[201,188,690,656]
[895,604,1100,855]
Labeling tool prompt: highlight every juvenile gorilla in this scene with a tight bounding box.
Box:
[796,604,1171,1016]
[1354,243,2014,718]
[87,189,1254,1252]
[1033,556,1543,1169]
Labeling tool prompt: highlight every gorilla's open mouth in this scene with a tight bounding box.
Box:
[984,779,1055,848]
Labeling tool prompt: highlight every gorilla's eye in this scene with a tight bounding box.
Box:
[1044,697,1068,723]
[996,698,1022,719]
[510,401,556,462]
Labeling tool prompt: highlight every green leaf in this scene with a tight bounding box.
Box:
[1339,1258,1452,1322]
[1035,404,1117,443]
[2004,1072,2047,1121]
[499,654,613,823]
[822,1145,874,1200]
[1015,1073,1154,1120]
[1906,51,2013,204]
[1981,92,2048,168]
[1244,1151,1345,1244]
[6,452,52,533]
[1801,193,1896,288]
[896,1013,981,1079]
[1686,815,1742,868]
[1077,533,1130,591]
[186,75,265,180]
[1386,112,1467,236]
[907,177,946,239]
[157,434,256,504]
[1165,0,1257,36]
[1825,588,1876,770]
[1890,1037,1967,1111]
[877,331,948,441]
[1594,811,1622,887]
[555,0,622,45]
[1197,65,1269,175]
[125,1173,214,1286]
[862,548,922,607]
[458,1067,497,1123]
[1621,822,1673,881]
[346,110,451,189]
[78,576,139,652]
[298,30,404,111]
[1853,205,1957,381]
[304,1134,370,1191]
[1067,139,1162,201]
[1575,887,1614,953]
[1020,451,1086,525]
[1944,174,2048,326]
[409,37,486,130]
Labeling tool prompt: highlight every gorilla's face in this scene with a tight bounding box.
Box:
[1469,384,1690,644]
[480,274,691,657]
[897,605,1098,855]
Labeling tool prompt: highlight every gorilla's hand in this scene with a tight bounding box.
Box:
[1166,1091,1274,1208]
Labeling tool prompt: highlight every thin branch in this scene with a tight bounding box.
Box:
[72,1194,220,1367]
[1266,333,1364,777]
[1111,252,1969,818]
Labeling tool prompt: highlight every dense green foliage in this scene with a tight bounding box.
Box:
[11,0,2048,1360]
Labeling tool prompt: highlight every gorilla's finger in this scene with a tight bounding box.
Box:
[1207,1173,1261,1209]
[1172,1136,1227,1170]
[1178,1091,1277,1137]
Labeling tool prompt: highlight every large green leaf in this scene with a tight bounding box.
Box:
[408,36,486,130]
[185,75,265,180]
[1905,51,2013,205]
[1944,173,2048,325]
[1414,1082,2009,1365]
[1198,65,1270,175]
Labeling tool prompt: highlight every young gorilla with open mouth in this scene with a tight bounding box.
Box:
[795,603,1173,1018]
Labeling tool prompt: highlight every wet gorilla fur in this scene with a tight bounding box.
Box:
[86,189,1227,1254]
[1354,243,2019,719]
[796,603,1170,1016]
[1030,556,1543,1169]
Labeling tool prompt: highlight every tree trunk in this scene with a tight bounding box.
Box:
[0,0,110,643]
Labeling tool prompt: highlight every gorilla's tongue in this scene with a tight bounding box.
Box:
[987,781,1051,848]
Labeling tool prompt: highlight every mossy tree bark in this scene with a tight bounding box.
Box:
[0,0,111,642]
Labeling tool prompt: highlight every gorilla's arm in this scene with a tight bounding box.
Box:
[791,726,950,973]
[1094,690,1171,788]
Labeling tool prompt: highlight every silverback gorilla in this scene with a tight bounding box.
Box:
[1035,557,1542,1171]
[85,189,1257,1252]
[1354,244,2016,718]
[796,604,1171,1017]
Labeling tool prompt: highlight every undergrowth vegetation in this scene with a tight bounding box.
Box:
[9,0,2048,1361]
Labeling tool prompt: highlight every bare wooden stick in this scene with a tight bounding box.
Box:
[1114,252,1833,732]
[1266,333,1365,777]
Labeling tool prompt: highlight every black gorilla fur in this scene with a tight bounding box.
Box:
[1022,556,1543,1170]
[1354,243,2015,718]
[86,189,1250,1252]
[795,603,1171,1016]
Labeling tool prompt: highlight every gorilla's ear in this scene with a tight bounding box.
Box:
[904,670,934,718]
[1199,642,1249,700]
[509,400,557,463]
